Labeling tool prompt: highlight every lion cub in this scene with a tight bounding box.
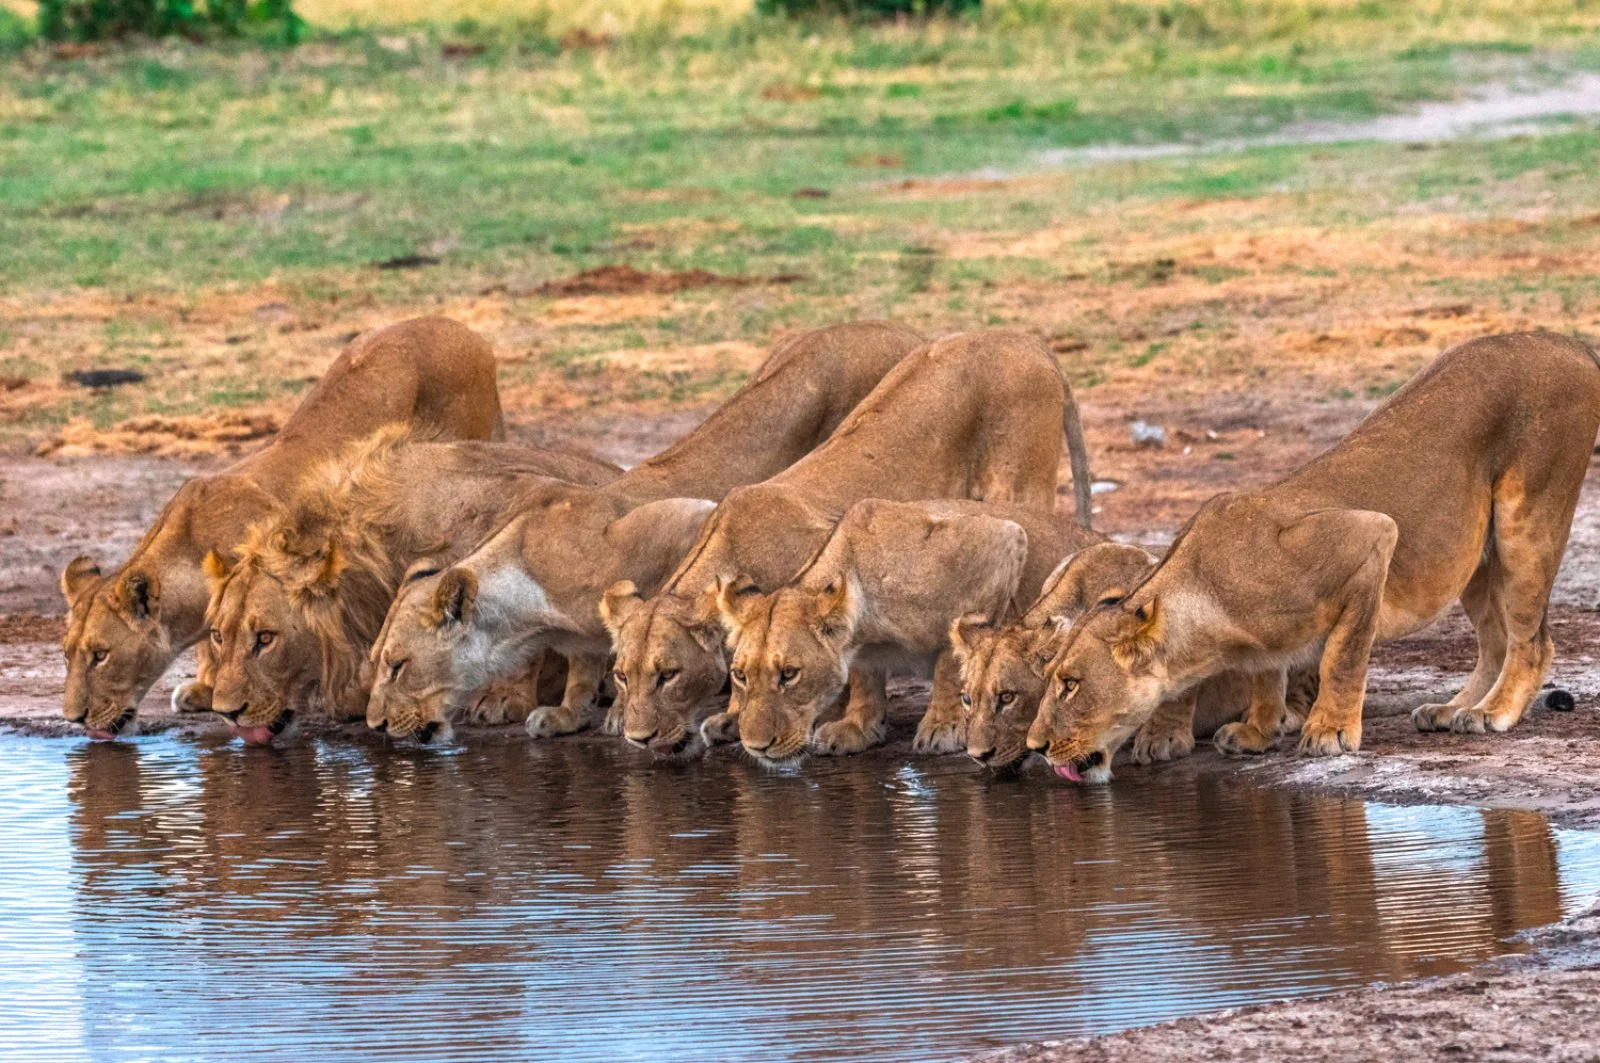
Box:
[953,543,1312,778]
[718,498,1100,762]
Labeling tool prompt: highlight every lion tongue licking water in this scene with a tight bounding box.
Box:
[1054,762,1083,783]
[230,723,277,746]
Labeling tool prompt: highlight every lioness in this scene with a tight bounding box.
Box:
[60,317,505,740]
[719,498,1101,763]
[601,329,1096,760]
[1027,332,1600,783]
[365,321,927,743]
[201,426,620,745]
[953,543,1314,775]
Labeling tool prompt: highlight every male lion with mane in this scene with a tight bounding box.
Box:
[1027,332,1600,783]
[60,317,505,740]
[201,426,619,745]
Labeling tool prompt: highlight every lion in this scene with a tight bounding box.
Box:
[715,498,1100,764]
[60,316,505,740]
[600,329,1097,760]
[200,426,619,745]
[1026,332,1600,783]
[364,321,929,743]
[952,542,1315,775]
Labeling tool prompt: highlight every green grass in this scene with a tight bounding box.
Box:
[3,6,1600,295]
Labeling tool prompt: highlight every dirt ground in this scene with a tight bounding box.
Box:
[7,384,1600,1062]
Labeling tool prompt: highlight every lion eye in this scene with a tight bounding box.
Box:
[389,659,407,682]
[1061,677,1080,696]
[90,648,109,666]
[209,629,223,646]
[998,691,1016,706]
[960,693,972,708]
[658,669,679,688]
[612,671,627,688]
[254,631,275,651]
[730,668,747,686]
[779,666,799,685]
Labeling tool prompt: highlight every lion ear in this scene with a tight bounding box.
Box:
[115,570,161,621]
[202,550,234,593]
[309,538,345,595]
[810,578,858,644]
[430,568,478,627]
[948,613,992,666]
[599,580,643,639]
[1109,596,1164,673]
[61,555,102,603]
[713,576,764,642]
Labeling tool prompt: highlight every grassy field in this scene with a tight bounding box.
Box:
[3,0,1600,451]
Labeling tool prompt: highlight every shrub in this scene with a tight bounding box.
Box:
[38,0,303,44]
[757,0,979,19]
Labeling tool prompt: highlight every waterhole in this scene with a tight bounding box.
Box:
[4,734,1599,1062]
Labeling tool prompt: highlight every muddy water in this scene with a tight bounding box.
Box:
[4,736,1599,1062]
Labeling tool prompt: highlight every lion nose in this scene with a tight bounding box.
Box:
[216,702,248,722]
[746,737,774,754]
[970,747,996,763]
[1026,736,1047,752]
[625,729,656,749]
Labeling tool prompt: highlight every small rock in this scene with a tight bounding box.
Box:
[66,369,144,389]
[1546,689,1576,712]
[1130,421,1167,448]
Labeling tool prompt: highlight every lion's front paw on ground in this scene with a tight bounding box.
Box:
[912,715,967,755]
[1131,726,1194,765]
[1213,721,1276,756]
[811,718,886,756]
[599,704,625,737]
[172,681,212,714]
[1297,721,1361,756]
[1411,702,1461,732]
[1449,706,1514,735]
[700,712,740,746]
[525,704,589,739]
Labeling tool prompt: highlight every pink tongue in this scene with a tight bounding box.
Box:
[1054,762,1083,783]
[230,724,277,747]
[86,729,118,742]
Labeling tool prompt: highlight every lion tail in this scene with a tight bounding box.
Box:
[1058,365,1095,529]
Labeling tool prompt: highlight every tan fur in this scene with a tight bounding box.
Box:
[719,498,1100,764]
[201,426,618,742]
[1028,332,1600,782]
[60,317,504,737]
[366,322,929,742]
[603,329,1098,760]
[953,542,1308,774]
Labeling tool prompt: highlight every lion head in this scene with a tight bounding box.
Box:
[364,563,487,744]
[601,581,727,760]
[952,542,1156,773]
[718,576,858,763]
[60,557,171,739]
[1027,596,1170,784]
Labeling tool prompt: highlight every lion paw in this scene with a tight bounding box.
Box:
[525,703,590,739]
[1449,706,1514,735]
[1297,720,1361,756]
[912,714,967,755]
[1411,702,1460,732]
[700,711,740,746]
[812,717,886,756]
[1278,707,1306,736]
[599,703,625,737]
[172,681,212,715]
[1132,725,1194,765]
[1213,721,1276,756]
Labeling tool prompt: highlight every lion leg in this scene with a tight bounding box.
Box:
[812,667,889,756]
[1132,687,1197,764]
[1298,521,1396,756]
[1451,477,1569,734]
[470,654,547,726]
[526,651,607,738]
[1413,559,1507,732]
[913,649,968,754]
[1282,665,1318,735]
[1215,669,1287,756]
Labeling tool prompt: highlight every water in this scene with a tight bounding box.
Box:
[4,734,1599,1063]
